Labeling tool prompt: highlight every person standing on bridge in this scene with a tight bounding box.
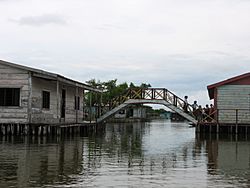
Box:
[183,96,188,113]
[192,101,198,111]
[192,101,198,119]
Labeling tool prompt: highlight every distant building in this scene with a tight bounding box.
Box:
[0,60,101,125]
[207,72,250,124]
[113,105,147,121]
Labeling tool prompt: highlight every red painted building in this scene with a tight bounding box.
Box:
[207,72,250,124]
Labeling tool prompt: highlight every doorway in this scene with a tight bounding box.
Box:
[61,89,66,118]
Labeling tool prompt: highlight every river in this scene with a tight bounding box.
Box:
[0,120,250,187]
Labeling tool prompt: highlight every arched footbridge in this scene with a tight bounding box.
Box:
[97,88,197,124]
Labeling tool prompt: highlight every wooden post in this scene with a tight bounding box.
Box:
[11,124,14,135]
[216,109,219,134]
[75,87,79,124]
[32,126,35,135]
[1,125,5,135]
[246,126,248,140]
[43,126,47,136]
[196,124,200,133]
[57,127,61,136]
[24,124,28,135]
[38,126,41,136]
[17,124,20,135]
[89,92,92,123]
[47,125,50,134]
[56,80,60,120]
[28,72,32,124]
[7,124,10,135]
[236,109,238,135]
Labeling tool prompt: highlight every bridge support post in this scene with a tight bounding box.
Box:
[196,124,200,133]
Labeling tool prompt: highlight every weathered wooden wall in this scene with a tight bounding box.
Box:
[31,77,59,124]
[0,64,29,123]
[31,77,84,124]
[63,85,84,123]
[217,85,250,123]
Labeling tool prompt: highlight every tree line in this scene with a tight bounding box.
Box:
[85,79,151,105]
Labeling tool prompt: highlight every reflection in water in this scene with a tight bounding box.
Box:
[0,120,250,187]
[198,134,250,187]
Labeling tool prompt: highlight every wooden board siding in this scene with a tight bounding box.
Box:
[31,77,84,124]
[217,85,250,124]
[31,77,59,124]
[64,86,84,124]
[0,64,29,124]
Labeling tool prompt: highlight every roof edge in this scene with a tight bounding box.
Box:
[0,59,102,92]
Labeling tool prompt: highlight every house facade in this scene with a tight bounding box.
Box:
[0,60,101,125]
[207,72,250,124]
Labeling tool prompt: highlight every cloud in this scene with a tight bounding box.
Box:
[10,14,67,26]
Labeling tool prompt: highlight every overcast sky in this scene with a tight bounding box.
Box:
[1,0,250,106]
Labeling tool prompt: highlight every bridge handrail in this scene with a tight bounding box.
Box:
[100,87,195,118]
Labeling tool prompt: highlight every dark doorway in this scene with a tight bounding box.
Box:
[61,89,66,118]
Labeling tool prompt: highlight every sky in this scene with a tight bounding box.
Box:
[1,0,250,106]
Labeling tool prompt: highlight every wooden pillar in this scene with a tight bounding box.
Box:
[75,87,79,123]
[43,126,47,136]
[245,126,248,140]
[17,124,20,135]
[236,109,238,135]
[196,124,200,133]
[1,125,5,135]
[56,80,60,120]
[69,127,72,135]
[28,72,32,124]
[216,123,219,134]
[38,126,42,136]
[57,127,61,136]
[47,125,51,135]
[32,126,35,135]
[11,124,14,135]
[24,124,29,135]
[7,125,10,135]
[89,92,92,123]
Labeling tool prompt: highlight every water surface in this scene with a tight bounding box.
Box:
[0,120,250,187]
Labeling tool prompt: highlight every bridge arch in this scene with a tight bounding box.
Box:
[96,88,197,124]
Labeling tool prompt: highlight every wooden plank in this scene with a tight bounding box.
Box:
[0,113,28,118]
[0,68,27,74]
[0,108,27,113]
[0,74,29,80]
[0,79,29,85]
[0,119,28,124]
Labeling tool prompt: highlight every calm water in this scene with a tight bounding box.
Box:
[1,120,250,188]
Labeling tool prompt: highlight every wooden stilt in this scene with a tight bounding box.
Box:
[11,124,14,135]
[38,126,41,136]
[24,124,28,135]
[32,126,35,135]
[1,125,5,135]
[47,125,51,134]
[17,124,20,135]
[43,126,47,136]
[57,127,61,136]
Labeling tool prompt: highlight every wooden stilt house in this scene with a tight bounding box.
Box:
[208,72,250,125]
[0,60,101,125]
